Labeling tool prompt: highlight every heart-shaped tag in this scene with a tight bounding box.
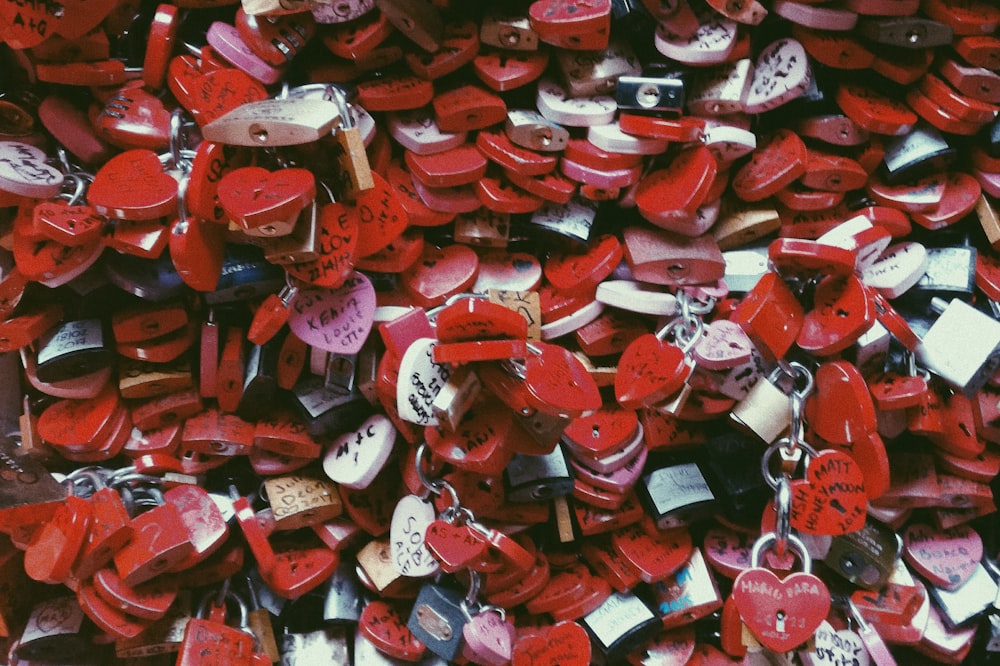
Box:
[789,449,867,535]
[323,414,396,490]
[802,621,869,666]
[693,319,754,371]
[217,166,315,229]
[354,172,409,258]
[732,568,831,653]
[401,243,480,307]
[32,201,104,246]
[524,342,602,416]
[861,241,928,299]
[287,272,375,353]
[463,610,515,666]
[615,334,691,410]
[387,494,440,579]
[512,620,591,666]
[563,406,638,457]
[611,524,693,584]
[0,142,64,198]
[732,129,807,202]
[424,520,488,573]
[903,523,982,591]
[396,337,449,426]
[89,149,177,221]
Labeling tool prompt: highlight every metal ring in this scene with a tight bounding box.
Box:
[760,437,818,489]
[775,476,791,551]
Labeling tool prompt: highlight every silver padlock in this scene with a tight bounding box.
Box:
[324,560,363,624]
[505,109,569,153]
[504,447,573,503]
[917,297,1000,397]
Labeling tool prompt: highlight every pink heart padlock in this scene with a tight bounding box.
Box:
[462,609,516,666]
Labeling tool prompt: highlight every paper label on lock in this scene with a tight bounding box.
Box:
[583,591,656,648]
[37,319,104,366]
[644,464,714,516]
[396,338,451,426]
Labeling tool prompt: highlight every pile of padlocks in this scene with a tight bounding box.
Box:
[3,0,1000,663]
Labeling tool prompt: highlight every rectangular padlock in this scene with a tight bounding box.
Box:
[454,210,511,248]
[822,516,901,590]
[203,246,286,305]
[324,560,363,624]
[651,547,723,629]
[556,41,640,98]
[118,356,193,400]
[917,297,1000,397]
[15,596,91,663]
[881,122,956,184]
[702,430,772,524]
[930,562,998,628]
[292,375,371,437]
[504,447,573,503]
[637,457,718,529]
[687,59,752,116]
[407,583,468,661]
[579,591,661,659]
[36,318,112,383]
[0,437,67,532]
[237,335,281,420]
[616,75,684,114]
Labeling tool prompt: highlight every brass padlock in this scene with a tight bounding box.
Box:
[263,474,343,531]
[729,367,792,443]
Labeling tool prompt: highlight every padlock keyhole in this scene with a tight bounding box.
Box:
[775,610,786,632]
[249,125,269,143]
[592,425,600,438]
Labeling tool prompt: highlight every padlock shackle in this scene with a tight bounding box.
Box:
[750,532,811,572]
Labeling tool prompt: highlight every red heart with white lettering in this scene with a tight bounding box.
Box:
[789,449,867,535]
[512,620,591,666]
[615,334,690,410]
[732,568,831,653]
[903,523,982,591]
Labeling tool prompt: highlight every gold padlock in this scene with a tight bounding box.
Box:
[263,474,343,531]
[729,367,792,443]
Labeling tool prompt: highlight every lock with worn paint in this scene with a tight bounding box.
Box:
[504,447,573,503]
[407,581,470,661]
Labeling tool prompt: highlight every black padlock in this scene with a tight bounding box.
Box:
[504,447,574,503]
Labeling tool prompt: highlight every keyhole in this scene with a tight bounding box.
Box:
[959,422,971,437]
[592,424,600,438]
[836,308,849,317]
[906,29,920,43]
[775,610,786,632]
[829,498,847,515]
[249,124,269,143]
[637,83,661,109]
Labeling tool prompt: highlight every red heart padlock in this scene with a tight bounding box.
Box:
[797,274,873,356]
[473,49,550,92]
[424,520,488,573]
[732,566,831,653]
[354,172,409,258]
[170,213,226,292]
[524,342,602,417]
[611,523,693,584]
[285,201,360,288]
[729,272,804,362]
[32,201,105,246]
[512,620,591,666]
[805,361,878,445]
[401,243,479,307]
[186,68,268,127]
[732,130,807,202]
[789,449,867,535]
[360,600,427,661]
[544,235,622,297]
[528,0,612,37]
[435,298,528,342]
[217,166,315,231]
[89,149,177,221]
[24,495,92,584]
[616,334,692,410]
